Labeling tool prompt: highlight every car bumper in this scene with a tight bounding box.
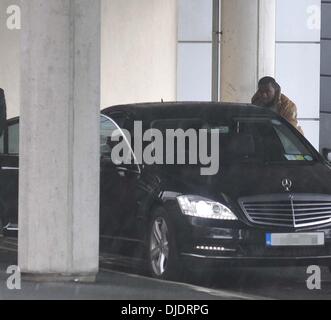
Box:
[180,253,331,268]
[176,217,331,268]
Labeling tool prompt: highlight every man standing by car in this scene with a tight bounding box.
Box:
[0,88,6,137]
[252,77,304,135]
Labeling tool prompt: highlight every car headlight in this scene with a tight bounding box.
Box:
[177,195,238,220]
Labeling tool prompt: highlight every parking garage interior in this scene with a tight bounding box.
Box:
[0,0,330,300]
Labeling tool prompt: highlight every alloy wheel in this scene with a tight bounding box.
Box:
[150,217,170,277]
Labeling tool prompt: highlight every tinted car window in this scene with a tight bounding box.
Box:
[235,119,314,163]
[8,122,19,154]
[100,115,140,171]
[100,115,118,154]
[273,122,306,156]
[0,132,4,154]
[151,117,315,165]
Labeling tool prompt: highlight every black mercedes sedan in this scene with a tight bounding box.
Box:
[1,102,331,280]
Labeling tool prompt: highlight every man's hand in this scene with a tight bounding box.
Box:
[252,91,265,107]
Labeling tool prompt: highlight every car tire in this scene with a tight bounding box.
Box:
[147,207,182,281]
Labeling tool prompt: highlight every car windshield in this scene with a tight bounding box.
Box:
[151,116,316,165]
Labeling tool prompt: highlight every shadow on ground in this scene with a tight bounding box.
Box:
[1,237,331,300]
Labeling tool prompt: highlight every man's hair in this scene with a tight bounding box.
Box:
[258,76,280,91]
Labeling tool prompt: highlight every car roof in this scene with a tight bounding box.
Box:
[8,103,276,124]
[101,102,276,120]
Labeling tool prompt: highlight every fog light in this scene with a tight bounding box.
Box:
[196,246,236,252]
[196,246,223,251]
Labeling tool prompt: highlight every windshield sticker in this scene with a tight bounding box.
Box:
[285,154,312,161]
[285,155,297,161]
[296,155,305,161]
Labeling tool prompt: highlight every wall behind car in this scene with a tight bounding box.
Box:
[275,0,321,150]
[177,0,322,150]
[0,0,178,118]
[101,0,177,108]
[320,0,331,151]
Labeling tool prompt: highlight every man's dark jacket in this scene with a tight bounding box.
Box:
[0,88,7,137]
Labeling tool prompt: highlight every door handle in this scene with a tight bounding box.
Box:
[116,166,140,177]
[117,167,129,177]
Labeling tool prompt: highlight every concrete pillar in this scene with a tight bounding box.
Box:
[220,0,276,103]
[18,0,101,282]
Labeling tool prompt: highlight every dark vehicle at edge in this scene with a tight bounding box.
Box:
[2,102,331,280]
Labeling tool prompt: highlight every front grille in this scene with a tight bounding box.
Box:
[239,194,331,228]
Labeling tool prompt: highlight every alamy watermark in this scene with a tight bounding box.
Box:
[1,264,326,291]
[306,5,321,30]
[2,3,321,32]
[106,121,220,176]
[5,5,21,30]
[306,265,322,290]
[6,265,21,290]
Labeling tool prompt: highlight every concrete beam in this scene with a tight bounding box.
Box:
[18,0,101,282]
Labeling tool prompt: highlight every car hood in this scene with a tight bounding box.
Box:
[159,162,331,202]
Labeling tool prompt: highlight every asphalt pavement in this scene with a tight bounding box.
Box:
[0,237,330,300]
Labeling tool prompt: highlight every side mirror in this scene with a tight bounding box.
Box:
[322,148,331,162]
